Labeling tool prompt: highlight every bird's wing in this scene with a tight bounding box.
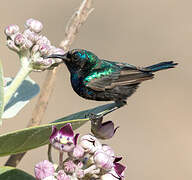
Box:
[83,61,154,91]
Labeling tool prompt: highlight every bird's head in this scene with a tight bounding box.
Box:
[47,49,99,72]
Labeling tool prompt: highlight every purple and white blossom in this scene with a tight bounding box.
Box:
[35,123,126,179]
[49,123,79,152]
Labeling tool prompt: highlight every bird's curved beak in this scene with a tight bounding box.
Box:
[46,53,70,61]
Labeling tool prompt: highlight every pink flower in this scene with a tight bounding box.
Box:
[69,145,84,159]
[4,24,19,37]
[80,134,102,154]
[93,150,114,170]
[63,160,76,173]
[25,18,43,33]
[57,170,70,180]
[102,144,115,157]
[34,160,55,180]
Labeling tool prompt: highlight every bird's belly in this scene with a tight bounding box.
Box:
[71,76,139,101]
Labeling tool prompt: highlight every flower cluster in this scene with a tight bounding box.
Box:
[35,123,126,180]
[4,18,64,71]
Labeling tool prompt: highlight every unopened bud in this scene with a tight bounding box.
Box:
[102,145,115,157]
[25,18,43,33]
[76,169,84,178]
[25,39,33,49]
[32,44,40,54]
[80,134,102,154]
[52,48,65,55]
[57,170,70,180]
[36,36,50,46]
[69,145,84,159]
[63,160,76,173]
[14,33,26,46]
[23,29,39,42]
[4,24,19,37]
[39,44,51,56]
[93,150,113,170]
[34,160,55,180]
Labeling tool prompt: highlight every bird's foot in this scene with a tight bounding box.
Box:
[115,100,127,108]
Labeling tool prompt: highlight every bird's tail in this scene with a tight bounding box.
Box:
[145,61,178,72]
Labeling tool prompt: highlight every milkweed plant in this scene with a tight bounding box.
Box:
[0,17,126,179]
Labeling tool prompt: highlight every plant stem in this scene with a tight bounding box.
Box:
[4,63,32,106]
[59,151,64,169]
[48,144,53,163]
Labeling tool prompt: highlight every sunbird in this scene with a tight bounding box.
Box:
[48,49,177,106]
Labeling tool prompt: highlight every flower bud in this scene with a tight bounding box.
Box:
[76,169,84,178]
[4,24,19,37]
[69,145,84,159]
[25,39,33,49]
[102,144,115,157]
[23,29,39,42]
[25,18,43,33]
[77,162,83,169]
[57,170,70,180]
[52,48,65,55]
[80,134,102,154]
[32,44,40,54]
[39,44,51,56]
[14,33,26,46]
[63,160,76,173]
[93,150,113,170]
[36,36,50,46]
[34,160,55,180]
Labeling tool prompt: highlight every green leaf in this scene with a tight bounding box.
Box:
[0,103,117,157]
[2,77,40,119]
[0,61,4,125]
[0,166,35,180]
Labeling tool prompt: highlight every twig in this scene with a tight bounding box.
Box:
[5,0,93,167]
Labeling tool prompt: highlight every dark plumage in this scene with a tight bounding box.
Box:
[48,49,177,104]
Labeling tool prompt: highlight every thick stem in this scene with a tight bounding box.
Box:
[4,63,32,106]
[59,151,64,169]
[48,144,53,163]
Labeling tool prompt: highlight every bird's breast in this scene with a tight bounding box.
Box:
[70,73,85,94]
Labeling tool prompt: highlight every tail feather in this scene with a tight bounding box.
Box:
[145,61,178,72]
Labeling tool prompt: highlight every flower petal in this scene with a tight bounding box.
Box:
[50,126,58,140]
[60,123,74,137]
[114,162,126,177]
[73,133,79,145]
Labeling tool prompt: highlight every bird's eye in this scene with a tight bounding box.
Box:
[72,52,80,60]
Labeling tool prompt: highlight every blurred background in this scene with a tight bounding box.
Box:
[0,0,192,179]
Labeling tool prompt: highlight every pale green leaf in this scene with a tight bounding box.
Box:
[0,103,117,157]
[0,166,35,180]
[2,77,40,119]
